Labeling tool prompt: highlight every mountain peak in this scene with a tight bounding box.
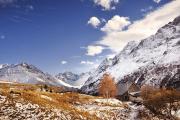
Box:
[19,62,30,67]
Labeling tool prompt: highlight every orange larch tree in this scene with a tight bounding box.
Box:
[99,73,117,98]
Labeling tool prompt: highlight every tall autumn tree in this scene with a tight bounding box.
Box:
[99,73,117,98]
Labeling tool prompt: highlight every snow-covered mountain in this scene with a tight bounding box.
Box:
[55,71,92,88]
[81,15,180,94]
[0,64,8,69]
[0,62,74,88]
[55,72,79,85]
[73,72,92,87]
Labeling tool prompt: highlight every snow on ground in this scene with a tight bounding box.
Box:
[40,95,53,101]
[175,110,180,118]
[0,94,83,120]
[75,98,131,120]
[0,81,15,84]
[0,95,6,104]
[93,98,122,106]
[1,91,178,120]
[0,99,68,120]
[127,102,140,120]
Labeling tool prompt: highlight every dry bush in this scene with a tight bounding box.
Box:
[49,86,63,93]
[141,85,180,120]
[99,74,117,98]
[65,92,80,105]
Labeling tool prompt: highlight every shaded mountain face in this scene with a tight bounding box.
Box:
[81,15,180,95]
[0,63,71,87]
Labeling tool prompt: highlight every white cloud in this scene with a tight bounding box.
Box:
[80,60,94,65]
[87,16,101,28]
[0,35,5,39]
[153,0,161,3]
[101,15,131,32]
[93,0,119,10]
[95,0,180,53]
[86,45,104,56]
[61,61,67,65]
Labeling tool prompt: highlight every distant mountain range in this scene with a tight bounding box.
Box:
[0,63,74,88]
[81,15,180,94]
[0,62,90,89]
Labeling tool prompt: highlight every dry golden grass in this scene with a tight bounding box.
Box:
[0,83,100,120]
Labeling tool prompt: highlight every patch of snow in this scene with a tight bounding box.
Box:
[94,98,122,106]
[0,81,15,84]
[40,95,53,101]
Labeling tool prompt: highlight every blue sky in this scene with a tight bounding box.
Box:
[0,0,179,74]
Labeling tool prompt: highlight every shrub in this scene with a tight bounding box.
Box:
[66,92,80,105]
[141,85,180,119]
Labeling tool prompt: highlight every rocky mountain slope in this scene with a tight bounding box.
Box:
[55,72,79,85]
[56,71,92,88]
[81,15,180,94]
[74,72,92,87]
[0,63,73,87]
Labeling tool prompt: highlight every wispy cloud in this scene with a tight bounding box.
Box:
[0,0,16,6]
[80,60,94,65]
[80,60,99,68]
[10,15,32,23]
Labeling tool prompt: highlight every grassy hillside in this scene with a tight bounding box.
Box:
[0,83,129,120]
